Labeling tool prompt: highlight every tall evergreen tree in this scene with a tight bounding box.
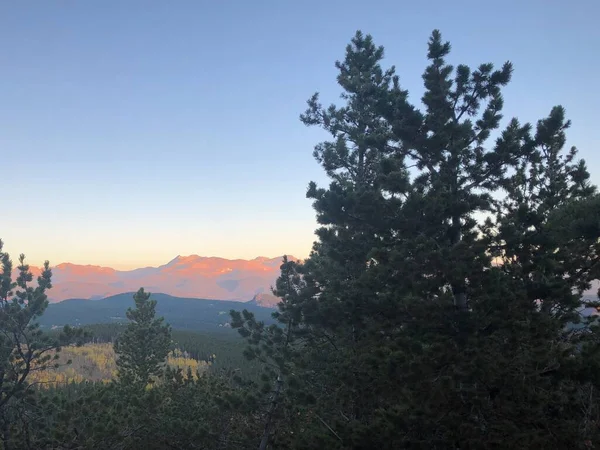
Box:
[298,32,407,433]
[233,30,600,449]
[114,288,172,387]
[0,239,81,449]
[370,31,600,449]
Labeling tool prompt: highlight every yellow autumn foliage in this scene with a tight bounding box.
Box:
[29,343,209,388]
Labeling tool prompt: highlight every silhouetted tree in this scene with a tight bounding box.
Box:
[0,239,82,449]
[114,288,172,387]
[234,29,600,449]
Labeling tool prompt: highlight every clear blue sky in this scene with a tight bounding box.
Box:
[1,0,598,269]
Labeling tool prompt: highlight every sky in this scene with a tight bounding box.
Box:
[1,0,599,269]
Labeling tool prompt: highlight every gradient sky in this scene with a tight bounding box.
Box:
[1,0,599,269]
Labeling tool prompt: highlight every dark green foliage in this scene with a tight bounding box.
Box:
[487,105,598,320]
[38,292,276,332]
[4,320,264,448]
[231,256,310,449]
[231,30,600,449]
[231,257,305,379]
[15,371,260,450]
[46,323,265,381]
[114,288,172,387]
[0,240,84,449]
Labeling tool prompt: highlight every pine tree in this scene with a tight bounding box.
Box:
[245,29,600,449]
[296,33,409,440]
[114,288,172,388]
[0,239,82,449]
[231,256,312,449]
[369,31,600,448]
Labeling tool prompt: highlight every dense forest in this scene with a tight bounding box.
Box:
[2,29,600,449]
[42,324,264,381]
[38,293,276,333]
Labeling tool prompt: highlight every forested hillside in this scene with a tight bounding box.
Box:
[28,343,208,386]
[38,293,276,332]
[2,29,600,449]
[40,323,263,383]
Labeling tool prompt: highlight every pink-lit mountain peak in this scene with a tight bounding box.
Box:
[35,254,297,303]
[162,254,296,275]
[164,254,204,266]
[54,262,117,274]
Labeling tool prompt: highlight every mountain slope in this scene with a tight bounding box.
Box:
[28,255,296,302]
[39,292,276,332]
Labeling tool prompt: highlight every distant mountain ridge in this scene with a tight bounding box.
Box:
[38,292,277,332]
[32,255,597,304]
[25,255,296,303]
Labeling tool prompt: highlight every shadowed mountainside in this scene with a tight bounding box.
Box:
[38,292,277,332]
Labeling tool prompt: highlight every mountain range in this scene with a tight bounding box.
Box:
[26,255,295,305]
[25,254,599,306]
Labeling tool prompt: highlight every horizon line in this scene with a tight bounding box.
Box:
[20,253,304,271]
